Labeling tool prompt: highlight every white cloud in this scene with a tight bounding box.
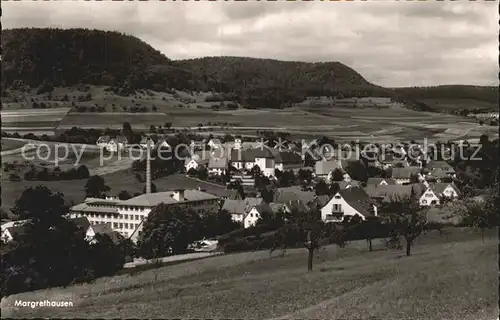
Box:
[2,1,497,87]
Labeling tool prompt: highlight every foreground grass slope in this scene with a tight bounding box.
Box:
[2,228,497,319]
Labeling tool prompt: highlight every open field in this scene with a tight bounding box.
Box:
[1,138,27,153]
[418,98,499,111]
[1,172,228,214]
[1,228,497,319]
[2,88,498,143]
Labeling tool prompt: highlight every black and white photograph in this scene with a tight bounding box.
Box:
[1,0,499,319]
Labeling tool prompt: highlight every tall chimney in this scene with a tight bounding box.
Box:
[146,138,151,194]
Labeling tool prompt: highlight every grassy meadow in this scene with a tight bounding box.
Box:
[1,228,497,319]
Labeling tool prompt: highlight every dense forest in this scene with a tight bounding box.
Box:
[2,28,497,110]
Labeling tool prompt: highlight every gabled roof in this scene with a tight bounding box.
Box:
[315,160,342,176]
[336,187,374,217]
[425,161,454,171]
[227,189,243,200]
[274,151,302,164]
[208,138,222,146]
[429,182,459,196]
[335,180,362,189]
[365,183,427,202]
[427,168,450,179]
[97,135,111,143]
[91,223,123,244]
[284,200,310,213]
[273,186,316,204]
[208,157,228,169]
[230,147,274,162]
[391,167,422,179]
[4,225,29,239]
[222,198,263,215]
[366,177,397,185]
[70,216,91,231]
[114,136,128,144]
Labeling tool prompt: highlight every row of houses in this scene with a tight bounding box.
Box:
[220,179,460,229]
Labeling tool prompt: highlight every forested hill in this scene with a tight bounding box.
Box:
[1,28,196,94]
[174,56,390,105]
[1,28,496,110]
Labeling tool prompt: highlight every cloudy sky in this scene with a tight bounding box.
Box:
[3,1,498,87]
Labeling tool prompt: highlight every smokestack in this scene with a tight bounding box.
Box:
[146,138,151,194]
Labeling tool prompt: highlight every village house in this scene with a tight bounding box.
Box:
[230,147,276,177]
[208,157,228,176]
[184,157,209,173]
[391,167,423,184]
[273,150,303,171]
[364,184,426,204]
[106,136,128,152]
[139,136,155,150]
[425,161,456,176]
[70,189,220,243]
[419,182,460,206]
[314,159,345,180]
[96,135,111,148]
[366,177,397,186]
[207,138,223,149]
[273,186,316,205]
[320,187,377,223]
[221,197,263,224]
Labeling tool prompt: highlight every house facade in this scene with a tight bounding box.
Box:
[70,189,220,243]
[320,188,377,223]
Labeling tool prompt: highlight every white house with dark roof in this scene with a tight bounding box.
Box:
[419,182,459,206]
[231,147,275,177]
[315,159,343,180]
[70,189,220,243]
[320,187,377,223]
[221,198,263,223]
[106,136,128,152]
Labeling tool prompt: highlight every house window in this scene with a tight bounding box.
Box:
[334,195,341,199]
[124,214,129,219]
[332,204,342,212]
[124,223,129,229]
[113,222,118,228]
[422,200,427,205]
[119,223,123,229]
[250,213,254,217]
[425,193,433,198]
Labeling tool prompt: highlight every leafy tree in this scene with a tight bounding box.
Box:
[227,179,245,200]
[270,208,344,271]
[11,186,68,225]
[196,166,209,180]
[330,168,344,182]
[137,204,203,258]
[76,165,90,179]
[84,175,111,198]
[260,187,275,203]
[381,194,428,256]
[118,190,132,200]
[314,180,330,196]
[201,210,241,238]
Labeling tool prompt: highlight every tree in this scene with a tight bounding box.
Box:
[201,210,241,238]
[458,182,499,242]
[76,165,90,179]
[330,168,344,182]
[118,190,132,200]
[381,194,428,256]
[84,175,111,199]
[314,180,330,196]
[11,186,68,225]
[137,204,203,258]
[270,208,343,271]
[228,179,245,200]
[196,166,209,180]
